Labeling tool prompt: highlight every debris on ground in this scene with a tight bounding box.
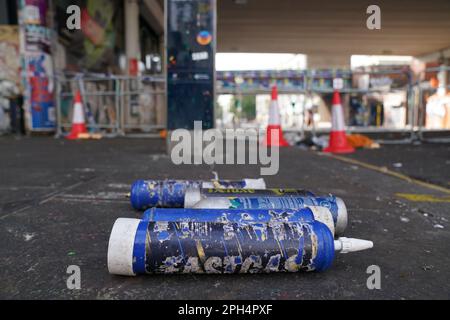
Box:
[312,136,328,149]
[78,133,103,140]
[295,135,328,150]
[346,134,380,149]
[294,133,381,151]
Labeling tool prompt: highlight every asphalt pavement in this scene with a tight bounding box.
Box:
[0,136,449,299]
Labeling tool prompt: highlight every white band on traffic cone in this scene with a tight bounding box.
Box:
[331,103,345,131]
[268,100,281,125]
[72,102,85,124]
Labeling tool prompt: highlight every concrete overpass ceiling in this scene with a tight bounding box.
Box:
[216,0,450,57]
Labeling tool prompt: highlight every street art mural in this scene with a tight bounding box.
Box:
[0,26,21,132]
[56,0,118,71]
[0,26,20,84]
[18,0,55,131]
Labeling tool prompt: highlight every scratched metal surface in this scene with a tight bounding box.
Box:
[0,136,449,299]
[141,220,329,274]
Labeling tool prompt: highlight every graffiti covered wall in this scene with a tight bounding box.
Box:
[0,26,20,132]
[0,25,20,84]
[56,0,119,72]
[18,0,55,131]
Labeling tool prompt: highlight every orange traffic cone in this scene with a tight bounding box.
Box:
[323,90,354,153]
[263,85,289,147]
[66,90,88,140]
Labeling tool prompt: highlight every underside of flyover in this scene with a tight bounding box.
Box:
[215,0,450,67]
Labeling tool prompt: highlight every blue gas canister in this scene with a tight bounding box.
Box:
[129,178,266,210]
[184,187,315,208]
[107,217,373,276]
[141,207,336,236]
[191,195,348,235]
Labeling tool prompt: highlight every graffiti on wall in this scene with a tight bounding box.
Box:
[19,0,55,131]
[82,0,116,68]
[0,26,21,132]
[56,0,117,71]
[0,26,20,84]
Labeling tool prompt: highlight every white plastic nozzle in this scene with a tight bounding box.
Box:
[334,237,373,253]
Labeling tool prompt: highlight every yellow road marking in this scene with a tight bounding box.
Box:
[395,193,450,203]
[325,154,450,195]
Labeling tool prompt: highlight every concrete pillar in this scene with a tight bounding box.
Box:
[18,0,56,132]
[124,0,141,74]
[159,34,165,74]
[156,35,166,127]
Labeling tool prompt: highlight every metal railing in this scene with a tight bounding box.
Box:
[55,73,166,138]
[53,67,450,143]
[415,66,450,143]
[217,68,418,143]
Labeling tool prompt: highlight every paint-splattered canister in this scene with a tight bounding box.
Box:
[141,207,336,236]
[130,178,266,210]
[184,188,315,208]
[191,196,348,236]
[107,218,336,275]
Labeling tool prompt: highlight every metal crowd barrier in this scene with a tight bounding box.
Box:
[54,68,450,143]
[55,73,166,138]
[415,66,450,143]
[217,68,417,143]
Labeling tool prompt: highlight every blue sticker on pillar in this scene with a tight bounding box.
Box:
[196,30,212,46]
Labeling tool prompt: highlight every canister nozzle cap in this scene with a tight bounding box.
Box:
[334,237,373,253]
[107,218,141,276]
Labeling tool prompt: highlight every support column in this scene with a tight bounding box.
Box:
[18,0,56,132]
[124,0,141,75]
[156,35,166,127]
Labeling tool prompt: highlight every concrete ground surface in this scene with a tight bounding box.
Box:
[0,136,449,299]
